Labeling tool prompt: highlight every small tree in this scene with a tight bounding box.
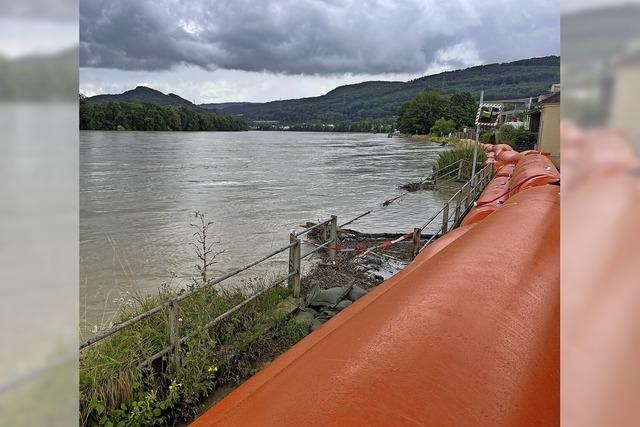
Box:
[448,91,477,128]
[430,118,457,137]
[496,124,517,147]
[190,211,224,285]
[396,90,448,135]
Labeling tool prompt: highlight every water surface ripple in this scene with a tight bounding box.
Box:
[80,131,452,328]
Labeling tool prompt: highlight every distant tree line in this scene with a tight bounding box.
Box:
[79,98,248,131]
[287,119,394,133]
[396,91,478,135]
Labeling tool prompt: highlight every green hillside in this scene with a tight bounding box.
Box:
[208,56,559,124]
[85,86,196,108]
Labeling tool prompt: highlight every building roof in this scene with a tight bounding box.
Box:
[539,92,560,105]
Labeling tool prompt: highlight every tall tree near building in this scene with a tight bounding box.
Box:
[448,91,478,128]
[396,91,448,135]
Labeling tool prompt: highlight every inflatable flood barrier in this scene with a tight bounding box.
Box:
[192,143,561,426]
[461,176,511,227]
[192,187,560,426]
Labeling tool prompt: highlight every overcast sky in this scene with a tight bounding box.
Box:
[79,0,561,103]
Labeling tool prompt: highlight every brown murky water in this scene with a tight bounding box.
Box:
[80,130,452,331]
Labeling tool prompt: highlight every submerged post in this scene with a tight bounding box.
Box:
[328,215,338,261]
[288,233,301,298]
[441,203,450,235]
[411,227,421,259]
[168,300,181,368]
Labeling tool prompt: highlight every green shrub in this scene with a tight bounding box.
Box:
[84,381,181,427]
[480,131,495,144]
[495,124,538,150]
[513,129,538,150]
[435,144,487,181]
[496,124,517,147]
[80,280,305,426]
[429,118,457,136]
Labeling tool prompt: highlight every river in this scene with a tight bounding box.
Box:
[80,130,453,332]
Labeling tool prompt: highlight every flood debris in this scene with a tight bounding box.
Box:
[294,225,420,332]
[399,180,436,192]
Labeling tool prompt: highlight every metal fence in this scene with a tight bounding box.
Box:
[451,130,477,140]
[79,161,493,368]
[415,162,492,254]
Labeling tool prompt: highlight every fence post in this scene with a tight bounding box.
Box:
[411,227,421,259]
[328,215,338,261]
[457,159,463,180]
[288,233,301,298]
[441,203,450,235]
[454,197,462,224]
[168,300,181,369]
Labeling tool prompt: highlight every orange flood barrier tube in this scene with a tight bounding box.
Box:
[192,186,560,427]
[492,143,514,157]
[496,149,520,164]
[497,164,515,177]
[509,153,560,195]
[414,223,476,263]
[460,175,511,226]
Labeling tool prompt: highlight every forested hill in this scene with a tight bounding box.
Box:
[79,101,248,131]
[85,86,196,107]
[201,56,560,124]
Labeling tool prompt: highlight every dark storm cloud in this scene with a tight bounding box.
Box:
[80,0,559,75]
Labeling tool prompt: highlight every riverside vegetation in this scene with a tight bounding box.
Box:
[80,213,307,426]
[434,143,488,181]
[396,91,477,136]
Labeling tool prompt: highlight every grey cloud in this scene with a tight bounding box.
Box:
[0,0,77,21]
[80,0,559,75]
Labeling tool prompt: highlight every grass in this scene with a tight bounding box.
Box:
[435,142,487,181]
[79,277,308,426]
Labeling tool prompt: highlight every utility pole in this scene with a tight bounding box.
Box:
[471,90,484,180]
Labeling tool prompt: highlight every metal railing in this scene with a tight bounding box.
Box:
[423,158,468,185]
[414,162,492,255]
[450,130,477,140]
[79,162,493,369]
[417,158,476,187]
